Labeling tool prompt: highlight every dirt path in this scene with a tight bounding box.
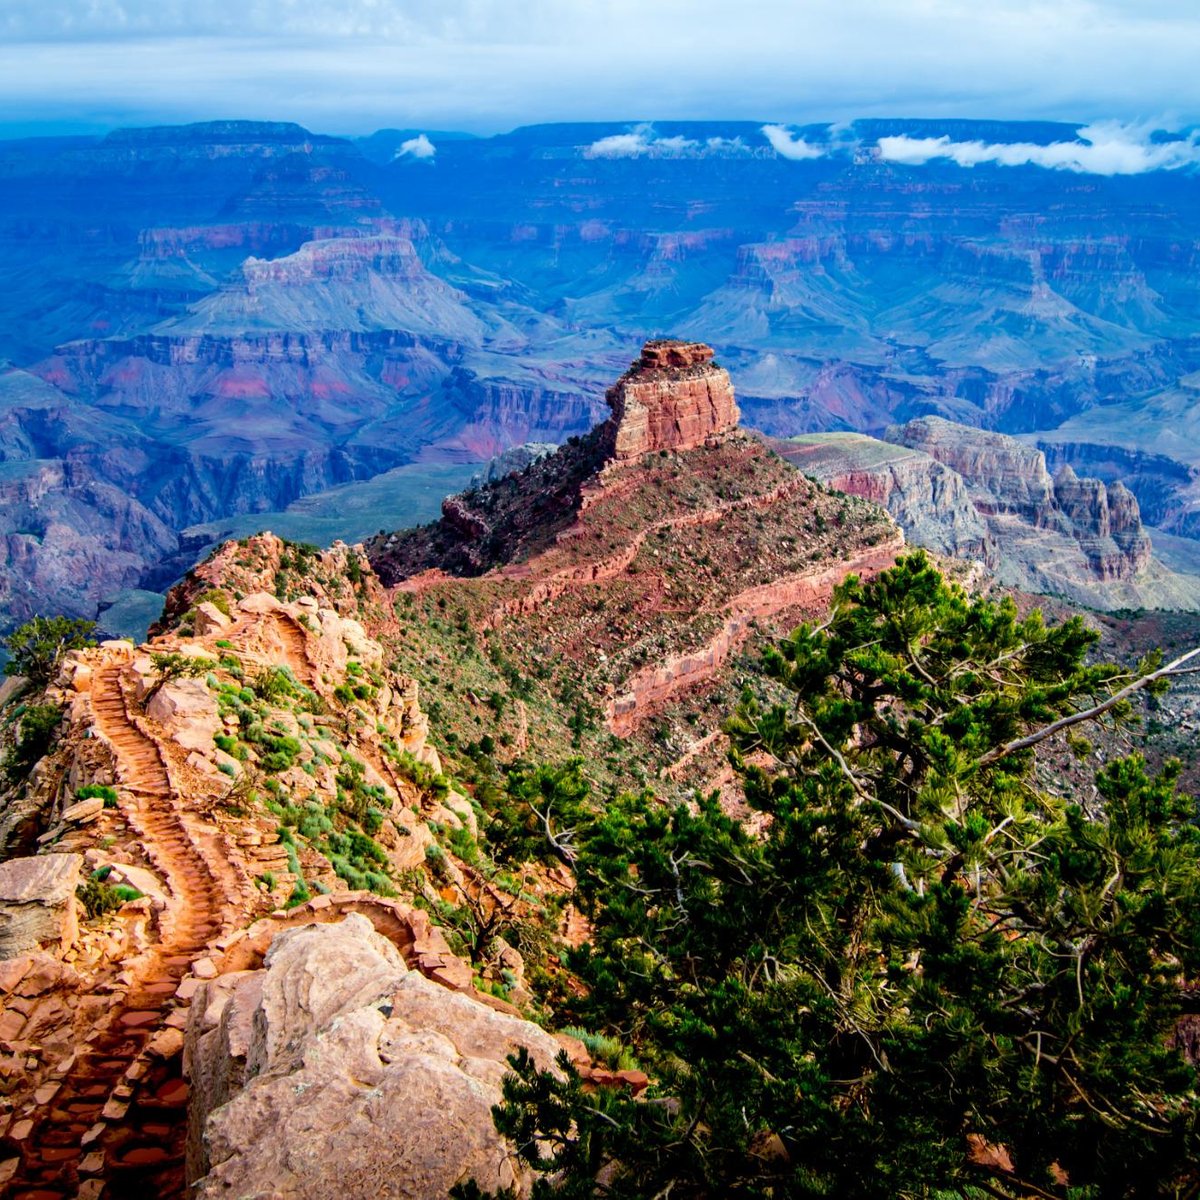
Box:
[270,614,316,687]
[607,537,904,734]
[5,666,231,1200]
[223,611,317,690]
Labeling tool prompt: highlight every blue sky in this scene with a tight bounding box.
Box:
[2,1,1198,137]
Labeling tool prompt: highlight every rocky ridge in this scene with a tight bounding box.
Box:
[368,340,901,783]
[0,537,538,1197]
[775,417,1200,612]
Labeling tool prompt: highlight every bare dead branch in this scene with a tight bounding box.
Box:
[977,646,1200,768]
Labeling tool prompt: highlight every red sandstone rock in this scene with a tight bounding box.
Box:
[603,339,738,460]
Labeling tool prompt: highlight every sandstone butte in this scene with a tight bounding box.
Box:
[0,338,903,1198]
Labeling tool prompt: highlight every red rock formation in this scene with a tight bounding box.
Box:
[607,538,904,735]
[601,340,739,460]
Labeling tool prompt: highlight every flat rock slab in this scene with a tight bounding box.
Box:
[0,854,83,959]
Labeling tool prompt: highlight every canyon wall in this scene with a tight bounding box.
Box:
[890,417,1155,584]
[778,417,1198,610]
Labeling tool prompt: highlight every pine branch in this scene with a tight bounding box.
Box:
[977,646,1200,768]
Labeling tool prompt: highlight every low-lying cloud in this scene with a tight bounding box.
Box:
[395,133,436,160]
[585,125,752,159]
[876,121,1200,175]
[761,124,826,160]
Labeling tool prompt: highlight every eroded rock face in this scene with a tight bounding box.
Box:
[775,421,1195,610]
[602,340,739,460]
[889,417,1157,585]
[186,913,562,1199]
[890,417,1056,523]
[1052,465,1153,579]
[0,854,82,959]
[771,433,996,566]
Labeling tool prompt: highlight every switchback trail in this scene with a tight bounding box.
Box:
[5,666,231,1200]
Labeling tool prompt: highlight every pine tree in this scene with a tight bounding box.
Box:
[468,553,1200,1199]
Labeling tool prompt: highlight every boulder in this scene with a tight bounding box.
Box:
[146,677,221,753]
[192,602,231,636]
[61,796,104,825]
[0,854,82,959]
[236,592,286,617]
[187,913,562,1199]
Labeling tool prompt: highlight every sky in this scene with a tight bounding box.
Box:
[1,0,1199,138]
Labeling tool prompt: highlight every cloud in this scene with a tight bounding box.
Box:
[761,124,826,160]
[876,121,1200,175]
[585,125,752,159]
[2,2,1200,136]
[586,128,693,157]
[395,133,436,159]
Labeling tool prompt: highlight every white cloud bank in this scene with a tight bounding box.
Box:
[395,133,436,159]
[585,125,751,159]
[753,120,1200,175]
[761,124,826,160]
[876,121,1200,175]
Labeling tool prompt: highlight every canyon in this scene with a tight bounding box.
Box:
[2,118,1200,629]
[0,345,904,1195]
[0,340,1196,1196]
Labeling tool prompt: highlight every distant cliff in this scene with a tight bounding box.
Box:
[774,417,1200,611]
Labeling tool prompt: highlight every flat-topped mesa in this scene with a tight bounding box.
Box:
[602,339,739,461]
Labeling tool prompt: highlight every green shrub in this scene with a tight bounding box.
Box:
[3,703,64,780]
[77,877,143,919]
[195,589,232,617]
[253,665,297,702]
[76,783,118,808]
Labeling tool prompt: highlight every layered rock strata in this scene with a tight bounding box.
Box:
[601,340,739,461]
[776,417,1198,611]
[368,340,748,583]
[770,433,996,566]
[0,854,82,959]
[368,339,901,740]
[891,417,1155,583]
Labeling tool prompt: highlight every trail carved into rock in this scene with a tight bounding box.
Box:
[5,666,231,1200]
[608,536,905,734]
[270,614,316,687]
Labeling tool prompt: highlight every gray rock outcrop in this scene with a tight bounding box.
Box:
[774,418,1200,611]
[471,442,558,487]
[186,912,563,1199]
